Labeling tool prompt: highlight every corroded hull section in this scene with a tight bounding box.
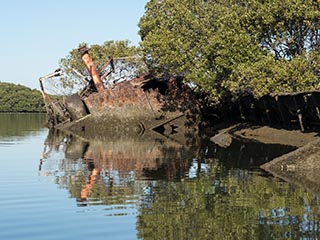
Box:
[51,75,200,142]
[39,45,200,139]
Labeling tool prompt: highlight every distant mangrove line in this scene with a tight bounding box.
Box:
[0,82,45,112]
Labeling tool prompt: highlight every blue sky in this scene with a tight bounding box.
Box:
[0,0,149,89]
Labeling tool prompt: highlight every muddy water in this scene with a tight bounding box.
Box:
[1,113,320,239]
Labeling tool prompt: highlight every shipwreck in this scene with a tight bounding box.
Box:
[39,45,201,140]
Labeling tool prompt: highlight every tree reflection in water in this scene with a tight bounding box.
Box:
[39,129,320,239]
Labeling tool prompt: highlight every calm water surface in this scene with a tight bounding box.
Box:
[1,113,320,239]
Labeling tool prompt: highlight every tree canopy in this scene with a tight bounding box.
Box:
[58,40,147,94]
[0,82,44,112]
[139,0,320,103]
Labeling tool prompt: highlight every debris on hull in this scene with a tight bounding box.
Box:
[64,75,199,143]
[38,46,200,140]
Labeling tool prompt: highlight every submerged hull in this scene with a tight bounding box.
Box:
[46,74,200,141]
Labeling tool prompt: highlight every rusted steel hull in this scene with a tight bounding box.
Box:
[49,74,200,141]
[40,45,200,138]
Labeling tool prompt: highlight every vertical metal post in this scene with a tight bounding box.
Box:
[78,45,105,92]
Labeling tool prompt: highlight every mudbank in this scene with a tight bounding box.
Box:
[210,123,319,148]
[210,123,320,194]
[261,139,320,194]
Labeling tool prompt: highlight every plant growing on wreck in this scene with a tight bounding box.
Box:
[139,0,320,103]
[57,40,147,94]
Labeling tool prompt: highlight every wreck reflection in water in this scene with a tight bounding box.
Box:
[39,129,200,210]
[39,129,320,239]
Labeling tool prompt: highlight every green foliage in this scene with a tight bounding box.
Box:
[0,82,45,112]
[224,52,320,98]
[59,40,147,92]
[139,0,320,103]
